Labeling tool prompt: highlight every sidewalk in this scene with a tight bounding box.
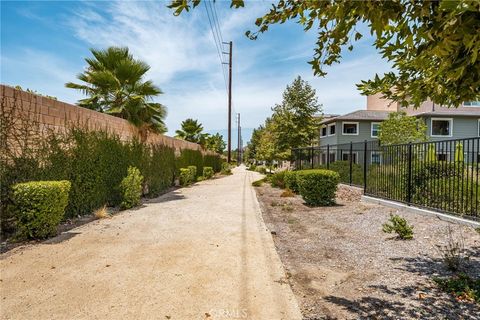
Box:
[0,166,301,320]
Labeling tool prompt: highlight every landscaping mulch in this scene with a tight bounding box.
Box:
[255,184,480,319]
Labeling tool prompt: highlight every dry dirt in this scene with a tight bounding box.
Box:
[0,167,301,320]
[255,183,480,320]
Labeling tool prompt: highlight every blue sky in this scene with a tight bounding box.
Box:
[1,0,392,144]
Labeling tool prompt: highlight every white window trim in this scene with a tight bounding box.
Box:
[320,125,327,138]
[430,118,453,137]
[327,123,336,136]
[370,151,382,164]
[478,119,480,137]
[341,151,358,164]
[342,121,359,136]
[371,122,381,138]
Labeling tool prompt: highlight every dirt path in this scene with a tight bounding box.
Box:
[0,167,301,320]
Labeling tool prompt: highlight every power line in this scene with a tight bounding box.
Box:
[204,1,228,94]
[210,1,229,84]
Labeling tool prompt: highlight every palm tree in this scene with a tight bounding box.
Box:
[175,119,204,143]
[66,47,167,135]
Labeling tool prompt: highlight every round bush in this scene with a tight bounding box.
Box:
[120,166,144,209]
[297,169,340,206]
[203,167,214,179]
[11,180,71,239]
[284,171,299,193]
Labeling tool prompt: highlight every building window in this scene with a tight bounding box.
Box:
[342,122,359,135]
[329,152,336,163]
[464,101,480,106]
[328,124,336,136]
[341,151,357,163]
[371,122,381,138]
[321,126,327,137]
[437,152,449,161]
[431,118,453,137]
[371,151,382,164]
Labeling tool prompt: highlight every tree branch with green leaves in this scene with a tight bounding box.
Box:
[169,0,480,107]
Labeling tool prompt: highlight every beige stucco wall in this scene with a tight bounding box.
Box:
[366,93,399,111]
[1,84,211,154]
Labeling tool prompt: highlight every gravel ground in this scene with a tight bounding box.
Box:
[255,184,480,320]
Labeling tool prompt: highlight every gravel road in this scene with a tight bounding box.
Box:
[0,166,301,320]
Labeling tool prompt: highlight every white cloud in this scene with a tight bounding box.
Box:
[3,0,393,140]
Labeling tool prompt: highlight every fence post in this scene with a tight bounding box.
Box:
[349,141,353,185]
[311,145,314,169]
[326,144,330,169]
[363,140,367,191]
[407,142,412,204]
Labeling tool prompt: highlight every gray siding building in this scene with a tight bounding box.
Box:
[317,95,480,164]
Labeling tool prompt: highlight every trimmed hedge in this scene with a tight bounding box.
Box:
[120,167,144,209]
[176,149,203,178]
[296,169,340,206]
[203,167,214,179]
[221,162,232,175]
[270,171,286,189]
[188,165,197,182]
[179,168,192,186]
[284,171,299,193]
[11,180,71,239]
[1,127,223,237]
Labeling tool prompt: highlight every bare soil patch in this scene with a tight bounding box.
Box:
[255,184,480,319]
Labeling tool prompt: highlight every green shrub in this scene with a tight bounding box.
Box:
[176,149,203,178]
[120,166,144,209]
[247,164,256,171]
[203,166,214,179]
[179,168,192,186]
[203,154,223,173]
[412,177,479,215]
[255,165,267,174]
[270,171,286,189]
[188,165,197,182]
[321,161,363,186]
[221,162,232,175]
[11,180,71,239]
[297,169,339,206]
[252,179,264,187]
[284,171,299,194]
[433,273,479,303]
[382,214,414,239]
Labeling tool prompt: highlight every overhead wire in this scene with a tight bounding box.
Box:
[204,0,229,95]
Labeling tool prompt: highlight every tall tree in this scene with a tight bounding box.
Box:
[170,1,480,108]
[379,111,428,145]
[66,47,167,135]
[271,76,322,156]
[256,119,278,166]
[245,127,263,162]
[205,133,226,154]
[175,118,204,143]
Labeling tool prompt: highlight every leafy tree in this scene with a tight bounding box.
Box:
[175,118,204,143]
[170,1,480,108]
[245,127,263,162]
[66,47,167,135]
[256,119,277,166]
[271,76,322,156]
[205,133,226,154]
[378,111,427,145]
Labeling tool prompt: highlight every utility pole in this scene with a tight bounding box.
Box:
[222,41,232,163]
[237,113,241,164]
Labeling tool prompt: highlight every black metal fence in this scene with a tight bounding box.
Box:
[292,137,479,221]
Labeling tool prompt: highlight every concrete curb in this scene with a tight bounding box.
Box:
[361,195,480,228]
